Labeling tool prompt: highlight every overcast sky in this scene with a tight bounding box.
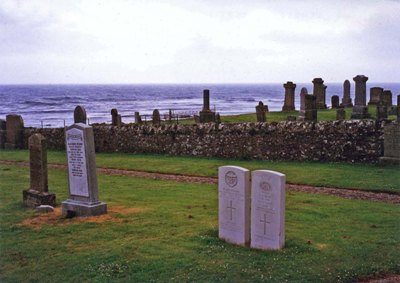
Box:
[1,0,399,84]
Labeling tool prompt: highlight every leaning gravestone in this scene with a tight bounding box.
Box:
[218,166,250,246]
[22,134,56,208]
[61,106,107,217]
[251,170,285,250]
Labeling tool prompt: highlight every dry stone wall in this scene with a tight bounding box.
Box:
[23,120,387,163]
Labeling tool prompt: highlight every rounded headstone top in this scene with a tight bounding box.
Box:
[74,105,87,124]
[28,133,46,145]
[111,108,118,115]
[300,87,308,95]
[153,109,160,115]
[383,90,393,95]
[258,101,264,106]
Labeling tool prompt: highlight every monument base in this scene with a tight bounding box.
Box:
[199,110,216,123]
[22,189,56,208]
[61,199,107,217]
[379,157,400,166]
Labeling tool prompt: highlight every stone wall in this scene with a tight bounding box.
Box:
[23,120,387,163]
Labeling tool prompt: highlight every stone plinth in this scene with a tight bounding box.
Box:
[218,166,250,246]
[5,114,24,149]
[251,170,285,250]
[369,87,383,105]
[351,75,370,119]
[282,81,296,111]
[341,80,353,107]
[312,78,327,109]
[23,190,56,208]
[379,123,400,166]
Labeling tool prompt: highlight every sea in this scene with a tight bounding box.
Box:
[1,83,399,128]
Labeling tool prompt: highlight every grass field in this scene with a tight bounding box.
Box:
[1,150,399,193]
[0,163,399,282]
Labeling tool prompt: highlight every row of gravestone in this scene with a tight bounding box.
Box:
[23,106,107,217]
[218,166,285,250]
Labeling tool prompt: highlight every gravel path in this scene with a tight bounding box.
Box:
[1,160,399,204]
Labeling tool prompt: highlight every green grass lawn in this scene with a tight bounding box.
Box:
[1,150,399,193]
[0,164,399,282]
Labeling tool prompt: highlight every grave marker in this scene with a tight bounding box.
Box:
[251,170,285,250]
[218,166,250,246]
[5,114,24,149]
[351,75,371,119]
[282,81,296,111]
[368,87,383,105]
[341,80,353,107]
[312,78,327,109]
[256,101,267,122]
[379,123,400,166]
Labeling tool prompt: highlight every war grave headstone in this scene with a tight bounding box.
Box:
[22,134,56,208]
[368,87,383,105]
[61,106,107,217]
[251,170,285,250]
[111,108,122,127]
[5,114,24,149]
[341,80,353,107]
[282,81,296,111]
[152,109,161,126]
[199,89,216,123]
[0,119,6,149]
[312,78,327,109]
[379,123,400,166]
[336,108,345,120]
[331,95,339,108]
[351,75,371,119]
[256,101,267,122]
[218,166,250,246]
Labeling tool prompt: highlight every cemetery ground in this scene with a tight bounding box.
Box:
[0,150,399,282]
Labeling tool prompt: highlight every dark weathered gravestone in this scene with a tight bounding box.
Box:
[135,112,142,124]
[312,78,327,109]
[62,106,107,217]
[331,95,340,108]
[282,81,296,111]
[304,94,317,121]
[341,80,353,107]
[111,108,121,126]
[336,108,345,120]
[22,134,56,208]
[298,87,308,121]
[382,90,393,107]
[256,101,267,122]
[152,109,161,126]
[199,89,216,123]
[5,114,24,149]
[351,75,371,119]
[379,123,400,166]
[376,105,388,120]
[368,87,383,105]
[74,106,87,124]
[216,113,221,124]
[0,119,6,149]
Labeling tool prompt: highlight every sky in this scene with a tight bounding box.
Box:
[0,0,399,84]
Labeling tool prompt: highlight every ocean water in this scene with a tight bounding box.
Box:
[0,83,399,128]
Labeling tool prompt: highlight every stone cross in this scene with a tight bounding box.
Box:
[312,78,327,109]
[152,109,161,126]
[369,87,383,105]
[282,81,296,111]
[62,106,107,217]
[331,95,339,108]
[341,80,353,107]
[22,134,56,208]
[5,114,24,149]
[218,166,250,246]
[351,75,370,119]
[74,106,87,124]
[255,101,267,122]
[251,170,285,250]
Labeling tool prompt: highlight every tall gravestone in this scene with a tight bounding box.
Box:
[152,109,161,126]
[282,81,296,111]
[218,166,250,246]
[255,101,267,122]
[251,170,285,250]
[341,80,353,107]
[351,75,370,119]
[199,89,216,123]
[312,78,327,109]
[331,95,339,108]
[379,123,400,166]
[0,119,6,149]
[303,94,317,122]
[62,106,107,217]
[298,87,308,121]
[135,112,142,124]
[111,108,122,126]
[369,87,383,105]
[5,114,24,149]
[22,134,56,208]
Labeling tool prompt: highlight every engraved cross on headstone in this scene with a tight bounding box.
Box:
[260,213,271,235]
[227,200,236,221]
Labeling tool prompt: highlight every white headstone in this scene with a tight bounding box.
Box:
[251,170,285,250]
[218,166,250,246]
